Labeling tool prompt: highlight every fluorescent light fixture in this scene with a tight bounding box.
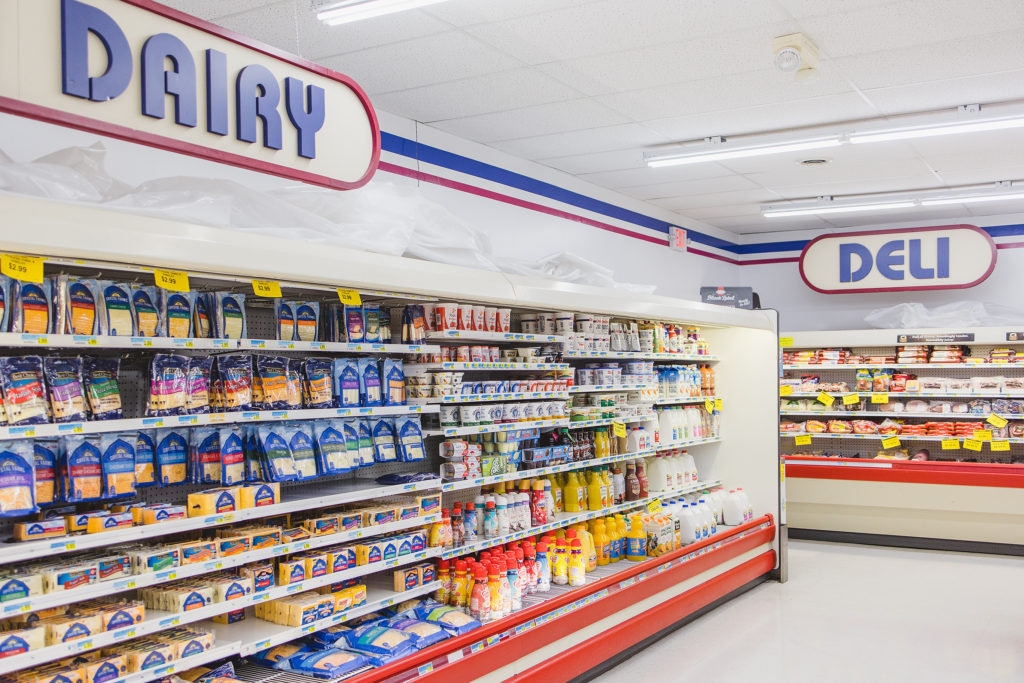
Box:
[762,201,916,218]
[920,191,1024,206]
[644,137,842,168]
[317,0,451,26]
[849,116,1024,144]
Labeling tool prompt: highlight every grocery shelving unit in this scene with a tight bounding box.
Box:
[0,193,781,682]
[781,327,1024,553]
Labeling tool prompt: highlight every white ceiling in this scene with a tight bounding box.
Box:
[161,0,1024,235]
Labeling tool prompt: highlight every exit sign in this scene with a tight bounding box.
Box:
[670,227,687,251]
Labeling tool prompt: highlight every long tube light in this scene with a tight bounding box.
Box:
[644,138,842,168]
[920,191,1024,207]
[317,0,452,26]
[762,184,1024,217]
[849,116,1024,145]
[762,201,916,218]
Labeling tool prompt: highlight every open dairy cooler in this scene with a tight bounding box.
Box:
[781,327,1024,554]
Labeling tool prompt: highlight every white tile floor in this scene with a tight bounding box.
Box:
[592,540,1024,683]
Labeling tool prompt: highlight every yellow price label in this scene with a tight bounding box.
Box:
[987,414,1008,428]
[991,439,1011,451]
[973,429,992,441]
[779,336,794,348]
[714,398,723,411]
[963,438,982,452]
[251,279,282,298]
[816,392,835,407]
[941,438,960,450]
[794,435,812,446]
[780,385,793,397]
[337,288,362,305]
[646,498,663,514]
[1,254,44,283]
[842,393,860,405]
[704,398,715,413]
[154,269,190,292]
[871,393,889,404]
[881,436,901,449]
[612,421,626,438]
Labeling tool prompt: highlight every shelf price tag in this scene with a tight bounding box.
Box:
[1,254,44,283]
[842,393,860,406]
[991,439,1011,451]
[704,398,715,413]
[779,385,793,397]
[714,398,723,411]
[252,279,282,298]
[871,393,889,404]
[646,498,663,514]
[779,336,794,348]
[963,438,983,452]
[612,421,626,438]
[336,288,362,305]
[987,414,1008,428]
[973,429,992,442]
[881,436,901,449]
[816,392,835,407]
[154,269,190,292]
[794,435,812,446]
[941,438,960,450]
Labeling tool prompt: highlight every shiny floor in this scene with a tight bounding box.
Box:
[593,540,1024,682]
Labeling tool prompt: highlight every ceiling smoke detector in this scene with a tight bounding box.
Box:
[773,32,820,79]
[800,158,830,165]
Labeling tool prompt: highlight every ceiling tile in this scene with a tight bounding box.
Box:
[490,123,670,161]
[295,7,452,60]
[656,188,787,211]
[769,174,945,200]
[821,206,968,228]
[426,99,629,142]
[422,0,597,27]
[861,70,1024,116]
[713,214,833,233]
[159,0,286,20]
[617,174,760,201]
[212,1,299,53]
[775,0,899,19]
[712,139,921,176]
[573,163,736,190]
[745,156,935,190]
[537,149,651,176]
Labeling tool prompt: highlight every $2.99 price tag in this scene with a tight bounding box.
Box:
[646,498,663,514]
[1,254,44,283]
[842,393,860,406]
[252,279,282,298]
[154,269,190,292]
[337,288,362,305]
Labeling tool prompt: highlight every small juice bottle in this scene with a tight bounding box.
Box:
[626,515,647,561]
[568,538,586,586]
[552,538,569,585]
[435,559,451,604]
[593,521,610,566]
[451,560,469,608]
[470,565,490,621]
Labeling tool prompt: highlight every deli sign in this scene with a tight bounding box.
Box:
[799,225,997,294]
[0,0,379,189]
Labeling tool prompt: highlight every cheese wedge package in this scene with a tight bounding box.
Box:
[333,358,360,408]
[313,419,351,474]
[98,281,134,336]
[0,356,49,425]
[274,300,295,341]
[219,426,246,485]
[381,359,405,406]
[213,292,247,339]
[284,423,318,480]
[292,301,320,342]
[130,285,162,337]
[371,418,398,463]
[33,439,58,505]
[216,355,253,412]
[186,356,213,414]
[193,293,213,338]
[10,279,53,335]
[155,428,189,485]
[303,358,333,408]
[256,356,290,410]
[363,304,381,343]
[160,290,195,338]
[43,356,88,423]
[357,358,382,407]
[395,416,426,462]
[345,305,364,343]
[257,425,297,482]
[0,275,10,333]
[58,276,101,336]
[146,354,189,417]
[82,357,123,420]
[63,435,103,503]
[134,430,156,487]
[100,433,137,499]
[190,427,221,484]
[0,441,36,516]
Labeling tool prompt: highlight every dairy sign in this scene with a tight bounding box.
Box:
[0,0,379,189]
[798,225,997,294]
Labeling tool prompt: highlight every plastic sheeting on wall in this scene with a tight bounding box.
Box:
[865,301,1024,328]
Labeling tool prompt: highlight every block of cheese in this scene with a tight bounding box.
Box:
[335,583,366,610]
[408,530,427,553]
[67,511,107,533]
[216,535,251,558]
[0,572,44,601]
[187,487,240,517]
[302,515,339,536]
[239,562,275,592]
[123,641,176,673]
[136,504,187,525]
[394,534,414,557]
[239,482,279,508]
[39,613,102,644]
[84,600,144,630]
[298,552,328,579]
[379,537,399,561]
[128,546,179,574]
[325,547,355,574]
[86,511,133,534]
[178,540,217,566]
[246,527,281,550]
[416,563,436,583]
[211,609,245,625]
[208,576,253,602]
[19,664,85,683]
[393,566,421,592]
[277,558,306,586]
[413,493,441,516]
[338,513,361,532]
[13,518,67,541]
[94,555,132,583]
[41,562,98,593]
[281,527,311,544]
[397,503,420,521]
[355,541,383,565]
[83,655,127,683]
[0,625,45,657]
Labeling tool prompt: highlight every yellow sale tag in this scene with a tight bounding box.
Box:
[252,279,282,298]
[842,393,860,405]
[337,288,362,305]
[1,254,44,283]
[794,435,812,446]
[714,398,723,411]
[973,429,992,442]
[964,439,982,452]
[646,498,663,514]
[991,439,1010,451]
[881,436,901,449]
[987,414,1008,428]
[871,393,889,404]
[779,336,794,348]
[816,392,835,407]
[941,438,960,450]
[704,398,715,413]
[780,385,793,396]
[154,269,190,292]
[612,421,626,438]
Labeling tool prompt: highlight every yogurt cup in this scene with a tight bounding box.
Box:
[472,305,486,331]
[440,405,460,426]
[456,346,471,362]
[555,311,575,335]
[484,307,498,331]
[537,312,555,335]
[436,303,459,331]
[520,314,538,334]
[457,304,473,330]
[497,308,511,332]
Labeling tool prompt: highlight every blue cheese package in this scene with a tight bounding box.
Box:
[357,358,382,407]
[370,418,398,463]
[381,359,405,406]
[283,423,318,480]
[10,279,53,335]
[257,425,297,482]
[213,292,247,339]
[58,276,101,336]
[63,435,104,502]
[394,416,426,462]
[130,286,162,337]
[292,301,320,343]
[155,428,189,486]
[312,420,351,475]
[279,648,370,679]
[160,290,195,338]
[0,441,36,516]
[98,281,134,336]
[274,300,295,342]
[333,358,360,408]
[99,433,136,499]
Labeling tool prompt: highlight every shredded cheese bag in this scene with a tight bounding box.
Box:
[333,358,360,408]
[0,356,49,426]
[303,358,333,409]
[284,424,318,480]
[285,358,303,409]
[58,276,100,335]
[357,358,382,407]
[99,281,134,336]
[216,355,253,412]
[395,416,426,462]
[381,359,405,406]
[371,418,398,463]
[292,301,320,342]
[313,419,351,474]
[134,430,156,487]
[0,441,36,516]
[193,292,213,338]
[82,357,123,420]
[186,356,213,415]
[100,433,136,498]
[33,439,58,505]
[146,354,189,417]
[219,427,245,485]
[43,357,88,424]
[257,425,296,482]
[256,356,290,410]
[155,428,189,485]
[63,435,103,502]
[214,292,246,339]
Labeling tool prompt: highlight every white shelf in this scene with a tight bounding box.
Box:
[567,414,656,430]
[782,392,1020,399]
[112,643,243,683]
[0,479,441,563]
[0,333,437,354]
[0,514,439,617]
[781,411,1014,420]
[405,361,569,372]
[426,331,566,344]
[783,363,1021,370]
[565,352,718,362]
[0,404,437,441]
[653,395,716,406]
[417,391,569,404]
[440,480,720,559]
[569,384,657,393]
[0,550,443,675]
[429,417,569,437]
[239,339,439,354]
[780,432,1021,443]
